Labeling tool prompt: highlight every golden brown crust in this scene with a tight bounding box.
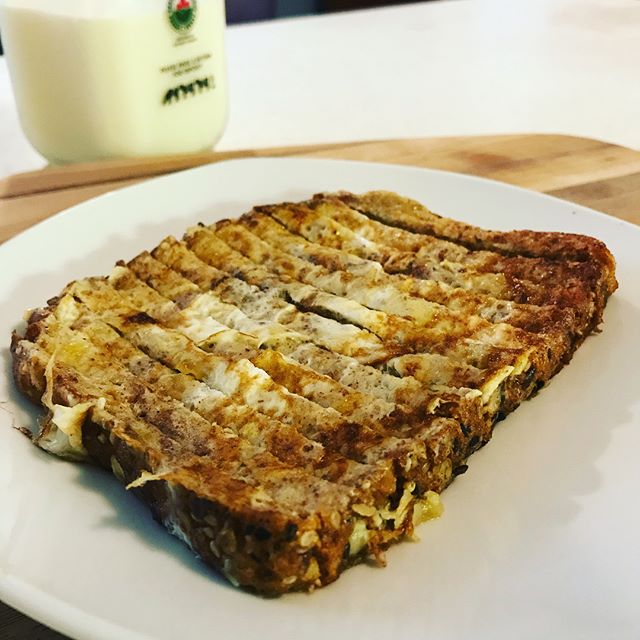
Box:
[335,190,616,322]
[9,189,616,595]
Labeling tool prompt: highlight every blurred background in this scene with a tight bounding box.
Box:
[0,0,428,54]
[227,0,422,23]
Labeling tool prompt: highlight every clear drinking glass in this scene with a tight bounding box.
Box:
[0,0,228,163]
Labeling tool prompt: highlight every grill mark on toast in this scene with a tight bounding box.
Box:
[68,279,446,496]
[334,191,616,323]
[192,223,549,419]
[151,237,442,407]
[123,252,483,463]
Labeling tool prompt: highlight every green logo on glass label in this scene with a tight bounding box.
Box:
[168,0,197,32]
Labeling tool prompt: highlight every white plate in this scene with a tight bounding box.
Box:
[1,159,639,640]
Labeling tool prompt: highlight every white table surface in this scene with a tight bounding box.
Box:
[1,0,639,179]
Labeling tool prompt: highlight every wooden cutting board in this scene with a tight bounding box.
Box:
[1,133,639,640]
[0,134,639,246]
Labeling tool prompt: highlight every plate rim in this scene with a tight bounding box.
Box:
[1,157,638,261]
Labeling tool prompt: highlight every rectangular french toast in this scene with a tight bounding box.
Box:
[10,190,617,595]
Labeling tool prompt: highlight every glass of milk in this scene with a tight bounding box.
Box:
[0,0,228,163]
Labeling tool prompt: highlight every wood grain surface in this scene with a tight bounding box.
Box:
[0,133,638,640]
[0,134,639,246]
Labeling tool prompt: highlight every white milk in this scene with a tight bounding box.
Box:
[0,0,228,163]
